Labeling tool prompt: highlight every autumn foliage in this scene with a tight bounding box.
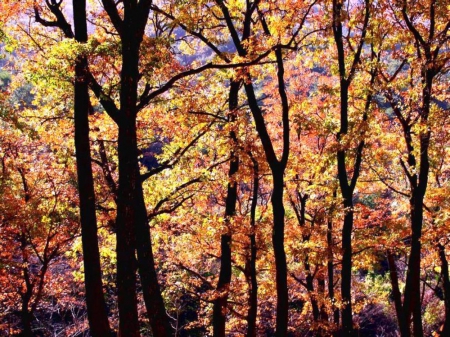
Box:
[0,0,450,336]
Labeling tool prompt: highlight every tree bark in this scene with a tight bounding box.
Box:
[73,1,112,335]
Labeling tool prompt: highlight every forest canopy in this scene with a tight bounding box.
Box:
[0,0,449,336]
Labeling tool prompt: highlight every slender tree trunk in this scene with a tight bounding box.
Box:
[438,243,450,336]
[403,195,424,337]
[298,195,320,324]
[401,70,433,337]
[213,80,240,337]
[340,196,354,336]
[327,216,339,332]
[272,168,288,337]
[73,1,111,336]
[387,250,409,337]
[217,3,290,334]
[246,155,259,337]
[336,80,355,337]
[305,260,320,322]
[331,2,371,333]
[20,235,33,337]
[317,272,328,323]
[135,183,173,336]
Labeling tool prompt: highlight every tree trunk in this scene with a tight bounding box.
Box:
[327,216,339,332]
[438,243,450,336]
[401,70,433,337]
[340,197,354,336]
[213,80,240,337]
[305,257,319,323]
[402,194,424,337]
[73,1,111,336]
[116,34,141,336]
[317,271,328,323]
[272,168,288,337]
[387,250,409,337]
[21,304,33,337]
[116,120,140,337]
[135,183,173,336]
[246,155,259,337]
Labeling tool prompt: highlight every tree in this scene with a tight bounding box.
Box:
[72,1,111,335]
[376,1,450,335]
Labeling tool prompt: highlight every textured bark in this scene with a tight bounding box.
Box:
[72,1,112,336]
[213,80,240,337]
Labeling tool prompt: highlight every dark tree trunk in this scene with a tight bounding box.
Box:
[246,155,259,337]
[438,243,450,336]
[21,304,33,337]
[297,195,319,324]
[317,272,328,323]
[73,1,111,335]
[327,216,339,332]
[116,119,140,337]
[213,80,240,337]
[116,31,141,336]
[103,4,172,336]
[398,69,433,337]
[20,245,33,337]
[216,4,290,334]
[242,46,290,337]
[135,183,173,336]
[331,2,371,334]
[272,168,288,337]
[340,196,354,336]
[305,260,320,322]
[387,251,409,337]
[403,195,425,337]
